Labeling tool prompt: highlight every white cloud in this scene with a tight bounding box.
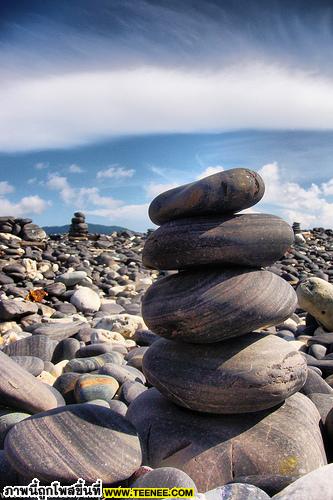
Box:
[256,162,333,228]
[69,164,84,173]
[46,174,68,191]
[2,65,333,151]
[87,203,151,231]
[145,182,179,199]
[196,166,224,179]
[96,166,135,179]
[34,162,48,170]
[45,173,150,230]
[322,178,333,196]
[27,177,37,185]
[0,195,50,217]
[0,181,14,195]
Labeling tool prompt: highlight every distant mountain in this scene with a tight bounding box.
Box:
[43,223,130,235]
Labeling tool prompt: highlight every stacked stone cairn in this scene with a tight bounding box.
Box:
[127,168,327,493]
[0,217,46,241]
[69,211,88,239]
[292,221,302,235]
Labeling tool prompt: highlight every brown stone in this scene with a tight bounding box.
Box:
[127,389,326,492]
[142,335,307,413]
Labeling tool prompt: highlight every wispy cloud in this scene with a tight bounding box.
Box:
[96,165,135,179]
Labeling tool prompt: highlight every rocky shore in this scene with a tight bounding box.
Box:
[0,170,332,498]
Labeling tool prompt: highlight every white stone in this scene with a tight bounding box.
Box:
[0,233,21,242]
[93,314,147,338]
[0,321,22,334]
[38,262,52,273]
[22,258,39,279]
[70,287,101,313]
[91,329,126,344]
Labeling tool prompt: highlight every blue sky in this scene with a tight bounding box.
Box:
[1,1,333,230]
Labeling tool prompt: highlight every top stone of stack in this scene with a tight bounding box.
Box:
[149,168,265,225]
[144,168,294,270]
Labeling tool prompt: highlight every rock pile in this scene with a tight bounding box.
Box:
[69,211,89,239]
[128,168,327,492]
[270,226,333,285]
[0,217,46,241]
[0,229,157,487]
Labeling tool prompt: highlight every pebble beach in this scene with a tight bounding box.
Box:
[0,169,333,498]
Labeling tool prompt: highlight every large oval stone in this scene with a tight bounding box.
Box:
[142,269,297,343]
[148,168,265,225]
[0,351,64,414]
[143,214,294,270]
[142,335,307,413]
[127,389,326,492]
[5,403,142,483]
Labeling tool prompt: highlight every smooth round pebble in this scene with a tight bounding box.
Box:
[74,374,119,404]
[5,403,142,483]
[205,484,270,500]
[70,287,101,313]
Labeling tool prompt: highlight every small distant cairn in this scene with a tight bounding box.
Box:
[69,212,88,240]
[292,221,301,235]
[292,222,306,245]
